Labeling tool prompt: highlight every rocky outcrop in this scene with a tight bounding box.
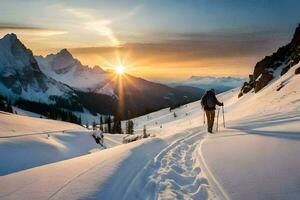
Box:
[0,34,49,94]
[239,24,300,97]
[296,66,300,74]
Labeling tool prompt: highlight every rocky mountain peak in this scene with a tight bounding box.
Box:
[0,33,49,95]
[291,23,300,46]
[239,23,300,97]
[2,33,18,43]
[0,33,37,70]
[92,65,105,74]
[50,49,78,73]
[56,48,73,59]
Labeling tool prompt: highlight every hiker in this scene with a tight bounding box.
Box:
[201,89,224,133]
[92,129,104,145]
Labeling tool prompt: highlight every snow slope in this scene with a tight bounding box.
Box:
[0,111,83,137]
[200,63,300,200]
[0,98,218,200]
[0,112,127,176]
[1,63,299,199]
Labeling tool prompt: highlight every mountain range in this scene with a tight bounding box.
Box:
[0,34,204,123]
[167,76,247,93]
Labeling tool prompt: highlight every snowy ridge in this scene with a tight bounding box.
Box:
[168,76,246,92]
[36,49,115,96]
[0,34,75,103]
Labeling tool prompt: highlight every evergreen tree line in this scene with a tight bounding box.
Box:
[91,115,122,134]
[14,99,81,124]
[0,95,13,113]
[91,114,137,135]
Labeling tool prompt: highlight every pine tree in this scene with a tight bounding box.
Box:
[100,116,104,131]
[143,125,147,138]
[112,112,122,134]
[126,120,134,135]
[107,116,112,133]
[92,121,96,130]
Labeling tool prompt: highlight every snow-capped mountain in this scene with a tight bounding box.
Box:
[0,34,204,121]
[36,49,205,118]
[239,23,300,97]
[36,49,114,96]
[0,34,76,103]
[168,76,246,92]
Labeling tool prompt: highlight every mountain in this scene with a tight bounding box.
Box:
[0,34,78,104]
[0,34,203,122]
[111,75,204,117]
[167,76,246,93]
[239,23,300,97]
[173,85,206,97]
[35,49,114,96]
[37,49,204,119]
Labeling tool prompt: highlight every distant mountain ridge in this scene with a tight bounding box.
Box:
[0,33,203,122]
[168,76,246,93]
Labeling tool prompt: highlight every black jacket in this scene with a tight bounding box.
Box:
[201,90,223,111]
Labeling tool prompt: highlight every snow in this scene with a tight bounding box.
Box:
[12,106,46,118]
[199,63,300,200]
[0,62,300,199]
[0,34,75,104]
[35,50,115,96]
[0,111,83,137]
[0,112,128,176]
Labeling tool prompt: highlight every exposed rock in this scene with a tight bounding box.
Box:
[295,67,300,74]
[239,23,300,97]
[281,64,291,76]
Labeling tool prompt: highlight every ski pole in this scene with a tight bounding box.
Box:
[203,111,206,132]
[222,105,225,128]
[216,108,220,132]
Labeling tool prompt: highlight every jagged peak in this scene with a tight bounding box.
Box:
[56,48,73,59]
[0,33,34,59]
[0,33,23,49]
[93,65,105,73]
[291,23,300,45]
[2,33,18,42]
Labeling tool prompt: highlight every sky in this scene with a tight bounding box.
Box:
[0,0,300,80]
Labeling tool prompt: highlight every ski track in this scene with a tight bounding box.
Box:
[123,130,216,200]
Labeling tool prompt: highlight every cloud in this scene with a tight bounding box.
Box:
[70,30,290,61]
[0,23,67,36]
[63,29,291,79]
[63,4,143,46]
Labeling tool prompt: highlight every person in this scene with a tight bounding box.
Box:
[92,129,104,145]
[201,89,224,133]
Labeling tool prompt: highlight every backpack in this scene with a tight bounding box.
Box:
[202,91,215,108]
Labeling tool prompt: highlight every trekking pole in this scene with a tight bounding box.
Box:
[203,111,206,132]
[222,105,225,128]
[216,108,220,132]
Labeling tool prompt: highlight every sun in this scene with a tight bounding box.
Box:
[115,65,125,75]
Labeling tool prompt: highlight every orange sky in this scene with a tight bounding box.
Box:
[1,1,297,80]
[33,43,274,80]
